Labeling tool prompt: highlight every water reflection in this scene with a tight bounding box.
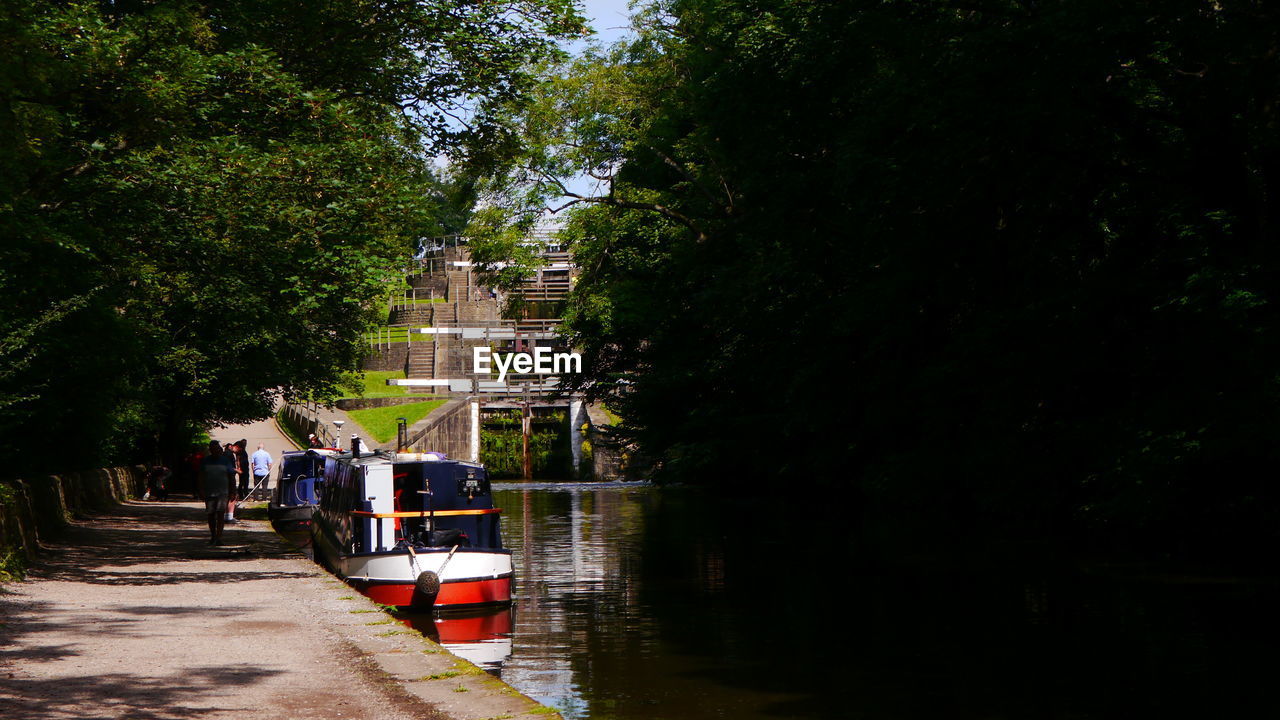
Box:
[279,483,1280,718]
[398,607,514,673]
[496,481,654,715]
[491,481,1280,720]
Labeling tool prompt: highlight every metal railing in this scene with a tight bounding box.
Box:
[366,327,414,350]
[389,286,445,313]
[281,402,339,448]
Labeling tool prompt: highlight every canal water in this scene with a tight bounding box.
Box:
[394,481,1278,719]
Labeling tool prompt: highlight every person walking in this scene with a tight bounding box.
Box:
[249,443,273,500]
[197,440,234,545]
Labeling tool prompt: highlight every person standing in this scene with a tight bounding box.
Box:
[182,444,204,497]
[234,439,251,497]
[197,440,234,545]
[224,441,242,524]
[146,464,171,501]
[249,443,273,499]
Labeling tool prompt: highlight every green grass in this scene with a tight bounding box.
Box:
[347,400,447,443]
[275,408,309,449]
[398,296,446,304]
[353,370,412,398]
[343,368,437,397]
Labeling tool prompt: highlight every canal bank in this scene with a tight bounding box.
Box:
[0,499,557,720]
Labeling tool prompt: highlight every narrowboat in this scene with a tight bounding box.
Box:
[268,448,338,523]
[309,442,513,609]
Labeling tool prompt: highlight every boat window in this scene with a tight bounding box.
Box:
[282,456,311,479]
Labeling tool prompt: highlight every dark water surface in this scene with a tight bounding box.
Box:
[402,481,1278,719]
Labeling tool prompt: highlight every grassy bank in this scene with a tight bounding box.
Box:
[355,370,412,398]
[347,400,448,444]
[275,408,310,449]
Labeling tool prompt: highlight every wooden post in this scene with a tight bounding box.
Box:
[521,402,532,480]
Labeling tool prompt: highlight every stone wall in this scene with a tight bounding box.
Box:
[584,405,629,481]
[403,398,474,460]
[388,307,433,326]
[335,396,438,411]
[409,274,448,294]
[0,466,145,574]
[362,344,409,371]
[434,333,494,378]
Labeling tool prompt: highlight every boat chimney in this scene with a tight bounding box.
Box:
[351,434,362,457]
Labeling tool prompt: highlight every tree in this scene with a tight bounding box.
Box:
[0,0,583,476]
[473,0,1280,552]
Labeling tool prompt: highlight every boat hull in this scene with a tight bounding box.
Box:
[350,575,513,608]
[267,502,315,523]
[311,523,513,609]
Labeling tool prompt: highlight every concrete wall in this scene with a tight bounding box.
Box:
[1,466,145,573]
[402,398,475,460]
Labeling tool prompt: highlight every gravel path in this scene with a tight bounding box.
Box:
[0,501,552,720]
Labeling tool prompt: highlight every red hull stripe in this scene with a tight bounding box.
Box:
[351,576,512,608]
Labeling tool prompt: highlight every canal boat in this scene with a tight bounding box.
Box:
[268,448,339,523]
[309,441,512,609]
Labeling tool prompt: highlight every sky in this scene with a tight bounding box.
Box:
[435,1,638,219]
[543,0,637,211]
[577,0,635,47]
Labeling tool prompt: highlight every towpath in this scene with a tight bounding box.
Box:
[0,500,553,720]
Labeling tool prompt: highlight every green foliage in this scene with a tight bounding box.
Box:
[348,399,447,444]
[0,0,583,477]
[480,410,572,477]
[473,0,1280,551]
[0,545,25,583]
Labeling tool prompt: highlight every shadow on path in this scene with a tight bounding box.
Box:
[28,499,292,575]
[0,499,313,719]
[1,665,284,720]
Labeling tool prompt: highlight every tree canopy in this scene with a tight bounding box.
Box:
[474,0,1280,552]
[0,0,583,475]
